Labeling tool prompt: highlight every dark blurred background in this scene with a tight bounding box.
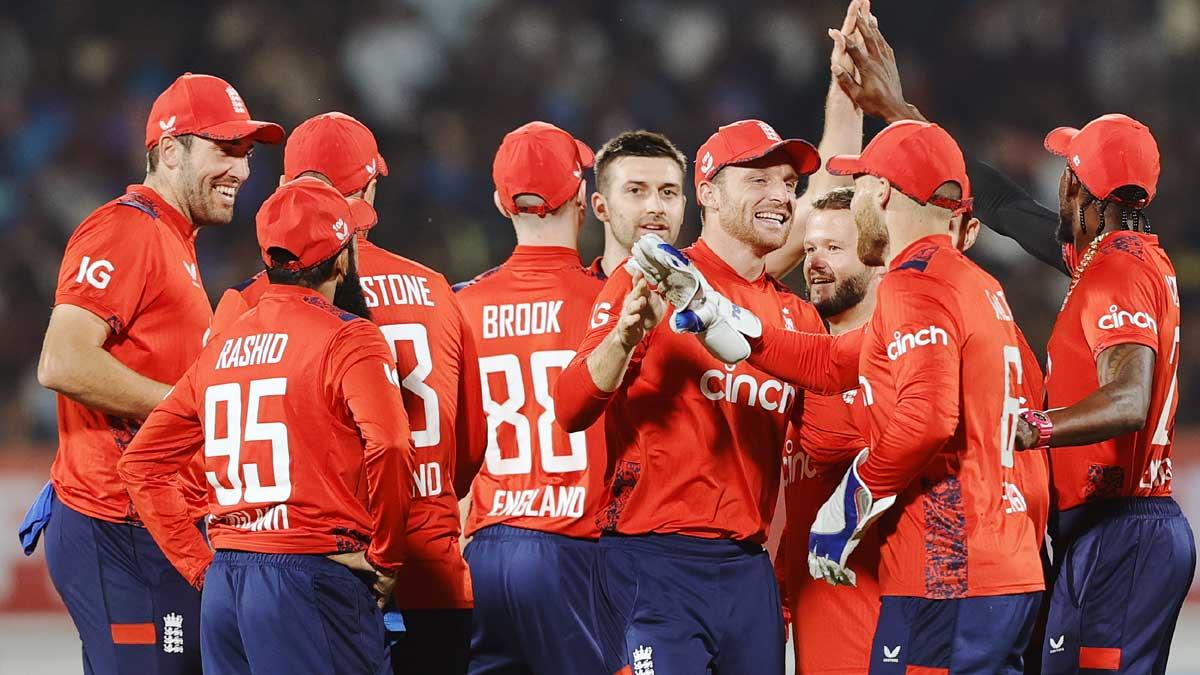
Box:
[2,0,1198,443]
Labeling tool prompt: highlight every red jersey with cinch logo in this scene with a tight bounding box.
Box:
[779,383,879,673]
[557,239,822,544]
[1046,231,1180,511]
[211,237,484,609]
[455,246,608,539]
[749,235,1044,598]
[118,285,413,586]
[50,185,211,524]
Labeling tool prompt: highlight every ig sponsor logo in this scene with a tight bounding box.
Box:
[75,256,114,290]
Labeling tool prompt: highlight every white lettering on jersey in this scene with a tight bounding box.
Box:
[360,274,435,308]
[412,461,443,497]
[590,302,613,329]
[886,325,949,361]
[214,333,289,370]
[699,365,795,415]
[1166,276,1179,307]
[782,440,820,488]
[481,301,564,339]
[1002,482,1028,514]
[1138,457,1173,489]
[985,289,1014,322]
[75,256,114,289]
[1096,304,1158,333]
[486,486,586,518]
[210,504,290,531]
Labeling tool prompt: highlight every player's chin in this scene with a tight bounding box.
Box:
[752,225,788,253]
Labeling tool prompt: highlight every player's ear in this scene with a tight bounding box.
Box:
[158,135,183,171]
[278,174,287,187]
[877,178,892,210]
[363,178,378,206]
[697,180,719,211]
[493,191,512,219]
[591,190,609,223]
[963,216,980,251]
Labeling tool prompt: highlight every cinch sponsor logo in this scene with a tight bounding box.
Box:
[782,442,819,488]
[487,486,586,518]
[700,364,796,415]
[1096,304,1158,333]
[482,301,563,339]
[886,325,949,361]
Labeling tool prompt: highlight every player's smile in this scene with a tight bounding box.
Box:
[214,183,238,207]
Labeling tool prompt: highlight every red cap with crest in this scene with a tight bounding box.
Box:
[284,112,388,196]
[145,73,284,150]
[493,122,594,217]
[1044,113,1159,207]
[256,178,377,270]
[693,120,820,202]
[827,121,972,212]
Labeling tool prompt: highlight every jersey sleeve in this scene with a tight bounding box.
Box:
[747,325,862,395]
[116,364,211,587]
[327,320,415,575]
[452,298,486,497]
[555,266,641,432]
[799,393,869,469]
[966,156,1067,275]
[857,273,963,497]
[55,209,158,335]
[1076,251,1163,358]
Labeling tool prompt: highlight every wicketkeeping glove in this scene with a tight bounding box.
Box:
[626,233,762,364]
[807,448,895,587]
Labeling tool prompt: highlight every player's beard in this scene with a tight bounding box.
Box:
[333,250,372,320]
[813,268,872,320]
[853,198,889,267]
[1056,202,1075,245]
[179,159,236,228]
[719,202,788,257]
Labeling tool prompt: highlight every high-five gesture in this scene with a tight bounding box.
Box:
[830,6,928,123]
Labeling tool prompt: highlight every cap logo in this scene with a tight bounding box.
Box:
[1072,154,1081,167]
[700,151,715,177]
[757,122,782,142]
[365,159,377,176]
[158,116,177,133]
[225,86,247,114]
[332,218,349,242]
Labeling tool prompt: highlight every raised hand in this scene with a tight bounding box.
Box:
[830,6,928,123]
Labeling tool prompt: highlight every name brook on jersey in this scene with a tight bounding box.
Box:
[482,301,564,339]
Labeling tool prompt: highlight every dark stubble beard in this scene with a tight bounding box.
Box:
[1056,203,1075,245]
[813,269,871,320]
[333,249,372,320]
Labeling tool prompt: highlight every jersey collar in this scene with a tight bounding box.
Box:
[686,238,768,287]
[506,245,583,269]
[887,234,952,272]
[125,184,196,241]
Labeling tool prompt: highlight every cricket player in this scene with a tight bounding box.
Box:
[454,121,610,674]
[210,112,484,675]
[33,72,282,674]
[556,119,825,675]
[1010,115,1193,674]
[118,177,413,675]
[587,130,688,277]
[652,120,1046,673]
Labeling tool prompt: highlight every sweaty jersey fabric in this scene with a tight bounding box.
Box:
[51,185,211,524]
[1045,231,1180,510]
[212,236,483,609]
[780,383,880,674]
[118,285,413,586]
[749,235,1044,598]
[456,245,608,539]
[557,238,822,544]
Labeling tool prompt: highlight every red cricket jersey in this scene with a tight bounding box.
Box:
[749,235,1044,598]
[779,383,880,673]
[1014,330,1050,545]
[211,236,483,609]
[50,185,211,524]
[1045,231,1180,510]
[118,285,413,586]
[557,239,822,544]
[455,246,608,539]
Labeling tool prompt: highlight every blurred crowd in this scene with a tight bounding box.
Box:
[2,0,1198,444]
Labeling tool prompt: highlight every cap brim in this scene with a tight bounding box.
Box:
[198,120,286,145]
[347,197,379,232]
[728,139,821,177]
[1044,127,1079,156]
[575,140,596,169]
[376,154,389,177]
[825,154,866,176]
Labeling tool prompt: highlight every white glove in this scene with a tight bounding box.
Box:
[807,449,895,587]
[626,234,762,364]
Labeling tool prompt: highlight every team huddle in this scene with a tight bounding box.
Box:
[22,2,1193,674]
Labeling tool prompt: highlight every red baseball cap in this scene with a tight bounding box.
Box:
[256,178,377,270]
[694,120,820,200]
[493,122,594,217]
[1044,113,1159,207]
[284,112,388,196]
[827,121,971,212]
[145,73,284,150]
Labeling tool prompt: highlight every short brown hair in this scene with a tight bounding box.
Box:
[594,130,688,192]
[812,186,854,211]
[146,134,194,174]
